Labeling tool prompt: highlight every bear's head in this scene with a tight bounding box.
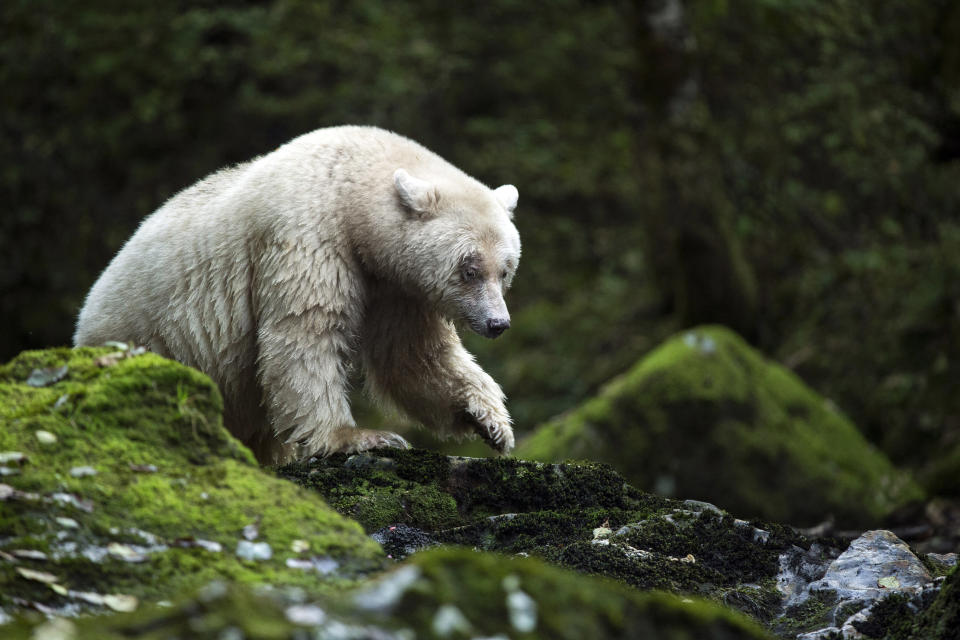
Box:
[390,168,520,339]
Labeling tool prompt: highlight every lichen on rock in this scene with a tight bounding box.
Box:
[516,325,923,526]
[0,347,384,620]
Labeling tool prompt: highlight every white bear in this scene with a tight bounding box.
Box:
[74,126,520,463]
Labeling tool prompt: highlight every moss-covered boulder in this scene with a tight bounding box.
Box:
[280,448,849,629]
[2,548,773,639]
[516,326,922,526]
[0,347,384,620]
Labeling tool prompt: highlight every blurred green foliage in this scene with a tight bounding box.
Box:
[3,0,960,488]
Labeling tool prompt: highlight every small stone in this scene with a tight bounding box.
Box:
[927,552,957,569]
[55,517,79,529]
[682,499,723,515]
[506,589,537,633]
[30,617,76,640]
[285,604,326,626]
[35,430,57,445]
[102,594,138,612]
[0,452,27,465]
[194,539,222,553]
[432,604,472,637]
[69,466,97,478]
[26,366,68,387]
[354,565,422,612]
[286,558,314,570]
[235,540,272,561]
[12,550,48,561]
[51,493,94,512]
[312,556,339,575]
[242,522,259,540]
[0,467,19,476]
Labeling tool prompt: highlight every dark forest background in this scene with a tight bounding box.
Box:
[4,0,960,495]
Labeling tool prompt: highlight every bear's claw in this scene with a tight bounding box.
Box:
[459,410,514,455]
[301,428,411,459]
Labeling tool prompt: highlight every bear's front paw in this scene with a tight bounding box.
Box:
[457,410,515,455]
[303,427,411,458]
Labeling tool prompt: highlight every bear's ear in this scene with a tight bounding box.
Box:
[493,184,519,217]
[394,168,438,216]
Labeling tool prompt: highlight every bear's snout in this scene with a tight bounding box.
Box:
[485,317,510,338]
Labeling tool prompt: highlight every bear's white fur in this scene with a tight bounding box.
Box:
[74,126,520,463]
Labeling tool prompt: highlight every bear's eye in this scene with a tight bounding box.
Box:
[462,266,479,281]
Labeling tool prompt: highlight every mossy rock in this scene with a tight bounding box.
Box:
[901,566,960,640]
[516,326,923,527]
[0,347,384,620]
[2,548,774,639]
[279,447,837,630]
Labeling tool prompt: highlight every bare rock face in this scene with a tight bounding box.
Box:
[785,530,944,639]
[809,530,933,602]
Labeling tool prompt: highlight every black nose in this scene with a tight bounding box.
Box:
[486,318,510,336]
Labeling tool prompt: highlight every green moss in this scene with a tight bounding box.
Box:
[517,326,923,526]
[280,449,675,534]
[905,566,960,639]
[280,446,821,636]
[773,590,838,636]
[849,594,916,639]
[1,548,775,639]
[0,348,384,617]
[388,548,773,639]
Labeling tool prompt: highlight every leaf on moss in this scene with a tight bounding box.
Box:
[35,430,57,445]
[16,567,59,583]
[94,353,124,367]
[107,543,146,563]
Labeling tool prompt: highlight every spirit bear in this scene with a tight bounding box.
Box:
[74,126,520,463]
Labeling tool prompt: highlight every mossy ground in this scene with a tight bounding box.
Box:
[0,348,384,619]
[386,547,774,639]
[2,547,774,639]
[516,326,923,527]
